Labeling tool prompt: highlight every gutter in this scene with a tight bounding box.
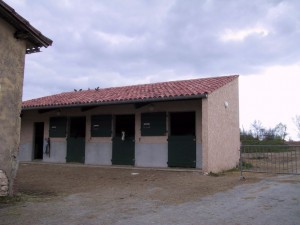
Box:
[22,93,208,111]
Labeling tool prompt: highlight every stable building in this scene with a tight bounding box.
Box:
[19,75,240,173]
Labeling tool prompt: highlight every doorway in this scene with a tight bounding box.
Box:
[66,117,86,163]
[168,112,196,168]
[112,115,135,165]
[34,122,44,160]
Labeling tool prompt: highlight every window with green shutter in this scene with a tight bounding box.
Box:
[91,115,112,137]
[49,117,67,137]
[141,112,166,136]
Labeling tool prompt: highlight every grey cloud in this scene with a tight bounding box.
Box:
[6,0,300,100]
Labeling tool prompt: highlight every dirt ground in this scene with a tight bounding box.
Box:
[2,162,298,225]
[13,163,261,204]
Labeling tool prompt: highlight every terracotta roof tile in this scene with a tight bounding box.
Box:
[22,75,238,109]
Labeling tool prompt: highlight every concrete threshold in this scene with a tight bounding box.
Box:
[20,161,203,173]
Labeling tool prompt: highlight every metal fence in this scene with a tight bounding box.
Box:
[240,145,300,176]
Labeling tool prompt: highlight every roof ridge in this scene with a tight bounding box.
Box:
[61,74,239,94]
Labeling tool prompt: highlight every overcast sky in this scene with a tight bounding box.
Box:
[6,0,300,140]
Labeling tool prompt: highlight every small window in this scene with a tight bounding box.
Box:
[141,112,166,136]
[91,115,112,137]
[49,117,67,137]
[170,112,195,136]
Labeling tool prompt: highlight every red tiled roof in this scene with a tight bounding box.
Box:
[22,75,238,109]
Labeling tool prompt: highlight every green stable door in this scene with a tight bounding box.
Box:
[112,115,135,165]
[168,112,196,168]
[66,117,86,163]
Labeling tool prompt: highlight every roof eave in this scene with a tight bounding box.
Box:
[21,93,209,111]
[0,0,53,53]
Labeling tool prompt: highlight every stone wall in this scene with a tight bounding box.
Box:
[0,170,9,196]
[0,18,26,196]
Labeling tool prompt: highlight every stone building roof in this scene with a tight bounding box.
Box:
[0,0,52,53]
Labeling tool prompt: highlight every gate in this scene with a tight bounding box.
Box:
[240,145,300,175]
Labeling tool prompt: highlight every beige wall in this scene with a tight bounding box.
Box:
[202,78,240,172]
[20,100,202,165]
[21,99,203,145]
[0,18,27,195]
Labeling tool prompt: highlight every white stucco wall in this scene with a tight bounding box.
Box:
[85,142,112,165]
[135,143,168,167]
[43,139,67,163]
[18,143,32,161]
[20,100,203,167]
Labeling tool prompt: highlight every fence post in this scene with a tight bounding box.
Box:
[239,143,245,179]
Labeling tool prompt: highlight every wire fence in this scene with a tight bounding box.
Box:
[240,145,300,176]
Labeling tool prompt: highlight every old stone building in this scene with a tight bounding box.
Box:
[0,0,52,196]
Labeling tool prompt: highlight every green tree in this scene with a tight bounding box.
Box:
[242,120,288,144]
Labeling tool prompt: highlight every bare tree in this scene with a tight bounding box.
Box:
[274,123,288,141]
[249,120,287,142]
[294,115,300,138]
[251,120,264,140]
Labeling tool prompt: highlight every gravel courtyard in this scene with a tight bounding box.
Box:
[0,163,299,225]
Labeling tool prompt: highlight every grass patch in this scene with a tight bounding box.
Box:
[241,161,253,169]
[0,191,57,208]
[208,171,225,177]
[242,145,291,153]
[225,167,240,172]
[0,194,22,205]
[207,166,241,177]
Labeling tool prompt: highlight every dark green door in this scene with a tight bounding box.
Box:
[112,115,135,165]
[66,117,86,163]
[168,112,196,168]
